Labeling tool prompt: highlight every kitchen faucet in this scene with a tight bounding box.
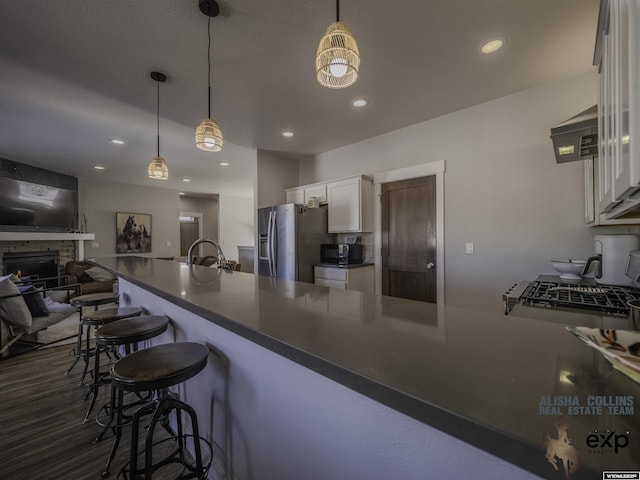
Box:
[187,238,230,270]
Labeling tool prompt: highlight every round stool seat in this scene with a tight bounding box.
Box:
[70,292,119,308]
[96,315,169,347]
[111,342,208,393]
[82,306,143,327]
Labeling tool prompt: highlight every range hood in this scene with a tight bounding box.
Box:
[550,105,598,163]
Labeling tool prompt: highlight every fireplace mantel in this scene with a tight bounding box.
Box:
[0,232,95,241]
[0,232,95,260]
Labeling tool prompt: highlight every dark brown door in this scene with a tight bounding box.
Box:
[381,176,437,303]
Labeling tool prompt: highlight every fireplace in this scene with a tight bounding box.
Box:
[3,250,59,287]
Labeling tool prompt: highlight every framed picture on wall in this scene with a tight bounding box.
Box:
[115,212,152,253]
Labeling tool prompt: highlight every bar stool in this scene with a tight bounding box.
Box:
[111,342,210,480]
[67,292,120,379]
[81,306,143,423]
[94,315,170,477]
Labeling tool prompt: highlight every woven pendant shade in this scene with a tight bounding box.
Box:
[147,156,169,180]
[196,1,223,153]
[316,21,360,89]
[148,71,168,180]
[195,117,223,152]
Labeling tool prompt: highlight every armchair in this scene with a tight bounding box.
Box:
[65,261,116,295]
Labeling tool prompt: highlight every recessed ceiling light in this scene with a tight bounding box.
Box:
[94,166,105,171]
[220,162,229,166]
[109,139,124,145]
[352,99,367,108]
[481,38,505,54]
[182,178,191,182]
[282,131,294,138]
[179,192,185,195]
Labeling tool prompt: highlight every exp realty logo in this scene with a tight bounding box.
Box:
[587,430,631,455]
[542,417,632,479]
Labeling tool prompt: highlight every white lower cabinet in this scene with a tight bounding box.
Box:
[314,265,374,293]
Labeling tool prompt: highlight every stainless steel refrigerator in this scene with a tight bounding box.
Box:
[257,204,331,283]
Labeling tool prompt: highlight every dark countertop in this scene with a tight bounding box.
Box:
[93,256,640,478]
[314,262,374,269]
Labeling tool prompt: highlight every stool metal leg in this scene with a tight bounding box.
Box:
[128,397,158,480]
[94,380,116,444]
[65,315,83,375]
[142,395,204,479]
[79,323,92,384]
[101,387,124,479]
[83,340,102,423]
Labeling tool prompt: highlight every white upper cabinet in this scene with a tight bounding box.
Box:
[285,183,327,205]
[304,184,327,204]
[327,175,373,233]
[285,187,304,205]
[285,175,373,232]
[598,0,640,218]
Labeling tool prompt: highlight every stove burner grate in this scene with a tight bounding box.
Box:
[520,281,640,316]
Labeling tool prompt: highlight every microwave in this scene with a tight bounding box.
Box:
[321,243,364,265]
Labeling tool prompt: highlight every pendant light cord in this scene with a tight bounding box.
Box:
[336,0,340,22]
[156,78,160,157]
[207,15,212,119]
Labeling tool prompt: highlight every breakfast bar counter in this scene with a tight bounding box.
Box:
[93,256,640,479]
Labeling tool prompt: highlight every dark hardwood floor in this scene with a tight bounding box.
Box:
[0,344,192,480]
[0,344,125,479]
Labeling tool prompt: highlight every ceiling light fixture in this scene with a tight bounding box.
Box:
[94,166,105,171]
[282,131,294,138]
[148,71,169,180]
[195,0,223,152]
[352,99,367,108]
[316,0,360,89]
[220,162,229,166]
[481,38,505,54]
[109,139,124,145]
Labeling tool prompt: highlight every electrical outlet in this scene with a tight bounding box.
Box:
[166,241,172,247]
[91,241,99,249]
[465,242,474,254]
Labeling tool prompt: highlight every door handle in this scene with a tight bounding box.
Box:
[426,262,435,269]
[270,210,277,277]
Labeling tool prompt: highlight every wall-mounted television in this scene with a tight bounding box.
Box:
[0,159,78,232]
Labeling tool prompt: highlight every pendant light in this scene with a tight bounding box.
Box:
[195,0,223,152]
[148,71,169,180]
[315,0,360,89]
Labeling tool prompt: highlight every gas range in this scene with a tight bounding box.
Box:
[503,275,640,317]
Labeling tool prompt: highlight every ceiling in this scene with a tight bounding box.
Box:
[0,0,600,198]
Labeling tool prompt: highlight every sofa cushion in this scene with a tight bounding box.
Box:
[85,266,116,282]
[0,277,33,329]
[26,302,77,335]
[17,285,50,317]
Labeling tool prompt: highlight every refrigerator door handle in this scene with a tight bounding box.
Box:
[270,209,277,277]
[266,210,273,276]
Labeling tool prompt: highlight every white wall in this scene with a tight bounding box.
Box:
[79,178,181,258]
[299,70,608,311]
[256,150,300,208]
[218,194,254,262]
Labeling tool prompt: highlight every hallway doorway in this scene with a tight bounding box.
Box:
[179,212,203,256]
